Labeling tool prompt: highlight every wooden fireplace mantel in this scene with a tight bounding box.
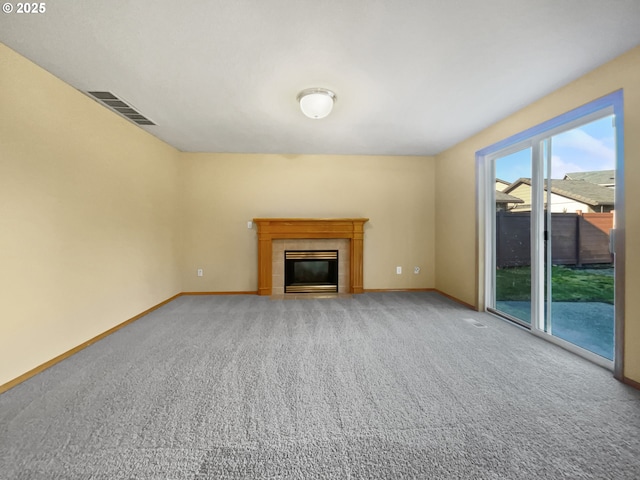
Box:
[253,218,369,296]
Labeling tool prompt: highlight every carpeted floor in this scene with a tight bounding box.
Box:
[1,292,639,479]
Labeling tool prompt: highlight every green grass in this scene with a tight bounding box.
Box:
[496,265,614,304]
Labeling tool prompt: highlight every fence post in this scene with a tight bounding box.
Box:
[576,211,582,267]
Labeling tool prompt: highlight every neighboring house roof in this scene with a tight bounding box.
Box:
[564,170,615,186]
[495,191,524,203]
[496,178,511,187]
[504,178,614,206]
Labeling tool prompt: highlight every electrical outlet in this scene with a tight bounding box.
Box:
[414,266,420,274]
[396,266,402,274]
[247,221,253,229]
[197,268,203,277]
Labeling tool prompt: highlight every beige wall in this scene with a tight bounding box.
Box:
[435,45,640,382]
[0,44,182,386]
[179,153,436,292]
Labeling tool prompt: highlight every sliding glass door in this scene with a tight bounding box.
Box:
[543,116,616,360]
[493,147,532,326]
[481,93,623,369]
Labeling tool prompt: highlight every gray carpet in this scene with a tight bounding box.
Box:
[1,292,639,479]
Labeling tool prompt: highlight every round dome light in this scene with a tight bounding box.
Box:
[297,88,337,119]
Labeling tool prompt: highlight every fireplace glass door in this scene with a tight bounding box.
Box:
[284,250,338,293]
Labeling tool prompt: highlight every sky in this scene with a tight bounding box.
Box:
[495,115,616,184]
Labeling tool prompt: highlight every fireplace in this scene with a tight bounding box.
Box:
[252,218,369,296]
[284,250,338,293]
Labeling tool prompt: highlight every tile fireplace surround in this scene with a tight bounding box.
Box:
[253,218,369,296]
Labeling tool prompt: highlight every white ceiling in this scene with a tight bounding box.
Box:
[2,0,639,155]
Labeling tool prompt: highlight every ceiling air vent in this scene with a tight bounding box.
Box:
[86,91,156,126]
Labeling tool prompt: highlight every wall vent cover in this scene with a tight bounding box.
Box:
[86,91,156,126]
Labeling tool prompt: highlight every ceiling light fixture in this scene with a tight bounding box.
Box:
[297,88,337,119]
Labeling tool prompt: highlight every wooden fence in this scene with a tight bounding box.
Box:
[496,212,613,268]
